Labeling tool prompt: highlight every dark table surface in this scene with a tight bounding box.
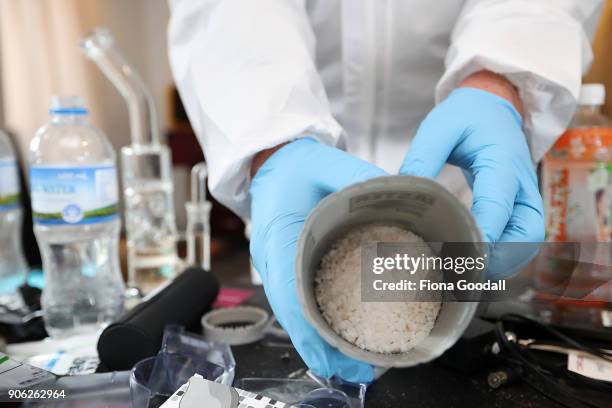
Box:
[213,245,607,408]
[232,339,557,408]
[232,287,562,408]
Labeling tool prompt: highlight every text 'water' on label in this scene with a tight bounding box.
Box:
[30,165,118,225]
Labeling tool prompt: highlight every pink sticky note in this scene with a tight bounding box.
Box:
[213,287,255,308]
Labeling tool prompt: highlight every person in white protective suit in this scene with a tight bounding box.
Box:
[168,0,603,382]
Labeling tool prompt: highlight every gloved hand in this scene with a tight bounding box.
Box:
[400,88,544,276]
[249,138,386,383]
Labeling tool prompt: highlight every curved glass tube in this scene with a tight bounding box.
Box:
[80,27,158,146]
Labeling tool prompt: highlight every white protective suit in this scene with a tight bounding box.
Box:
[168,0,602,217]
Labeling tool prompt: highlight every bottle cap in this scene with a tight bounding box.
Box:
[49,95,88,115]
[578,84,605,106]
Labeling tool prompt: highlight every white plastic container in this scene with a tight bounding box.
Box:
[296,175,484,367]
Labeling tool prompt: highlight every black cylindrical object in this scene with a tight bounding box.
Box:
[97,267,219,370]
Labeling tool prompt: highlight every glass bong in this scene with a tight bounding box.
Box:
[80,28,178,296]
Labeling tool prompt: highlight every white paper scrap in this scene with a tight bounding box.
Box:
[567,352,612,382]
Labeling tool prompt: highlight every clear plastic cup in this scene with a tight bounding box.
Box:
[130,357,166,408]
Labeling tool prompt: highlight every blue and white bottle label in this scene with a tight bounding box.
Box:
[0,159,20,211]
[30,165,118,225]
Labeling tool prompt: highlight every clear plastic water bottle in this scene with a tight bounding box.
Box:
[29,96,125,337]
[0,129,28,305]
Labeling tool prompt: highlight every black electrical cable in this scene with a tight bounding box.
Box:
[503,314,612,361]
[494,313,611,408]
[523,342,612,394]
[495,314,611,407]
[495,316,607,405]
[495,322,591,408]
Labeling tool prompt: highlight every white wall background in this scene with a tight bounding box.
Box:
[0,0,174,154]
[0,0,193,228]
[94,0,174,150]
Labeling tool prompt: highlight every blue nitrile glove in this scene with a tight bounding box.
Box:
[400,88,544,276]
[249,138,386,383]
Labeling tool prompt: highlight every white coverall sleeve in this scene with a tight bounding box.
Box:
[437,0,604,161]
[167,0,343,217]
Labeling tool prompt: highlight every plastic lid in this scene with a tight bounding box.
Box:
[49,95,88,115]
[578,84,605,106]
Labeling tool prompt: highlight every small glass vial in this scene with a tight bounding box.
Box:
[185,163,211,271]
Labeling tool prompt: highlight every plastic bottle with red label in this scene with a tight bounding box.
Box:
[541,84,612,305]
